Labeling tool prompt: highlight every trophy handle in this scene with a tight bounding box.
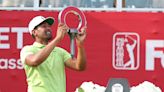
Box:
[68,29,78,58]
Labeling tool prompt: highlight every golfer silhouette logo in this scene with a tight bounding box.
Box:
[124,35,137,68]
[113,32,140,70]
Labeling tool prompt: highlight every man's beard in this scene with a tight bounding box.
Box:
[46,31,52,41]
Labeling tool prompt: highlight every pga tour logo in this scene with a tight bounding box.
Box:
[112,32,140,70]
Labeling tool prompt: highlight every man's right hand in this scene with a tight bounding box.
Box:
[55,23,69,41]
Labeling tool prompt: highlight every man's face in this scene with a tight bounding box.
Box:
[33,22,52,41]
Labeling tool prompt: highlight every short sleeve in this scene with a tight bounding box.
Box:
[58,48,71,62]
[20,46,34,64]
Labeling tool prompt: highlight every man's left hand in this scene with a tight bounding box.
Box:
[76,26,87,47]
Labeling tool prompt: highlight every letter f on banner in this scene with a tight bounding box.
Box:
[146,40,164,71]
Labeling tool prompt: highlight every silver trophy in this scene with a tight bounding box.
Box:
[105,78,130,92]
[58,6,87,58]
[112,83,123,92]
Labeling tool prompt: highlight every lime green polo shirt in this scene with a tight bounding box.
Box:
[20,42,71,92]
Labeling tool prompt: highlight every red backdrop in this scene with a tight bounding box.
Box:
[0,11,164,92]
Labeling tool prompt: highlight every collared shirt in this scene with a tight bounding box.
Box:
[20,42,71,92]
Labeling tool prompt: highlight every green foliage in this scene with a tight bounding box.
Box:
[78,87,84,92]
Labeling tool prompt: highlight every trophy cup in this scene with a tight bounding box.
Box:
[58,6,87,58]
[105,78,130,92]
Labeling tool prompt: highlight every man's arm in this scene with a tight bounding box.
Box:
[65,46,86,71]
[25,23,68,66]
[65,27,87,71]
[25,38,60,66]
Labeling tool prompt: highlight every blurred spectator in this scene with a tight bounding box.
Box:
[50,0,61,7]
[0,0,110,8]
[1,0,162,8]
[41,0,62,7]
[26,0,42,7]
[68,0,81,7]
[41,0,81,7]
[0,0,1,6]
[152,0,164,8]
[20,0,32,7]
[90,0,104,8]
[4,0,34,7]
[39,0,42,7]
[2,0,16,7]
[1,0,42,7]
[2,0,26,7]
[99,0,109,8]
[113,0,126,7]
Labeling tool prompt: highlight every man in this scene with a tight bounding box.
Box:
[20,16,87,92]
[113,0,126,7]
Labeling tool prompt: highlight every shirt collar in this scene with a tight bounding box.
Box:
[33,42,45,48]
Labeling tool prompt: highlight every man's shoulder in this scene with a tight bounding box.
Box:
[22,45,33,50]
[20,45,35,62]
[21,44,36,53]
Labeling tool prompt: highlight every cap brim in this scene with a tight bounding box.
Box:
[43,17,55,25]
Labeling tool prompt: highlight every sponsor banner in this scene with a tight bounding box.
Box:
[0,11,164,92]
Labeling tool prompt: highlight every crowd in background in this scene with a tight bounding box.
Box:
[0,0,164,8]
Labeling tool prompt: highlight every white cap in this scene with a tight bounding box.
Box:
[28,16,54,35]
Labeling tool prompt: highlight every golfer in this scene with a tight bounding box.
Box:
[20,16,87,92]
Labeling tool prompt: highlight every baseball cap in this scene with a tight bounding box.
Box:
[28,16,54,35]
